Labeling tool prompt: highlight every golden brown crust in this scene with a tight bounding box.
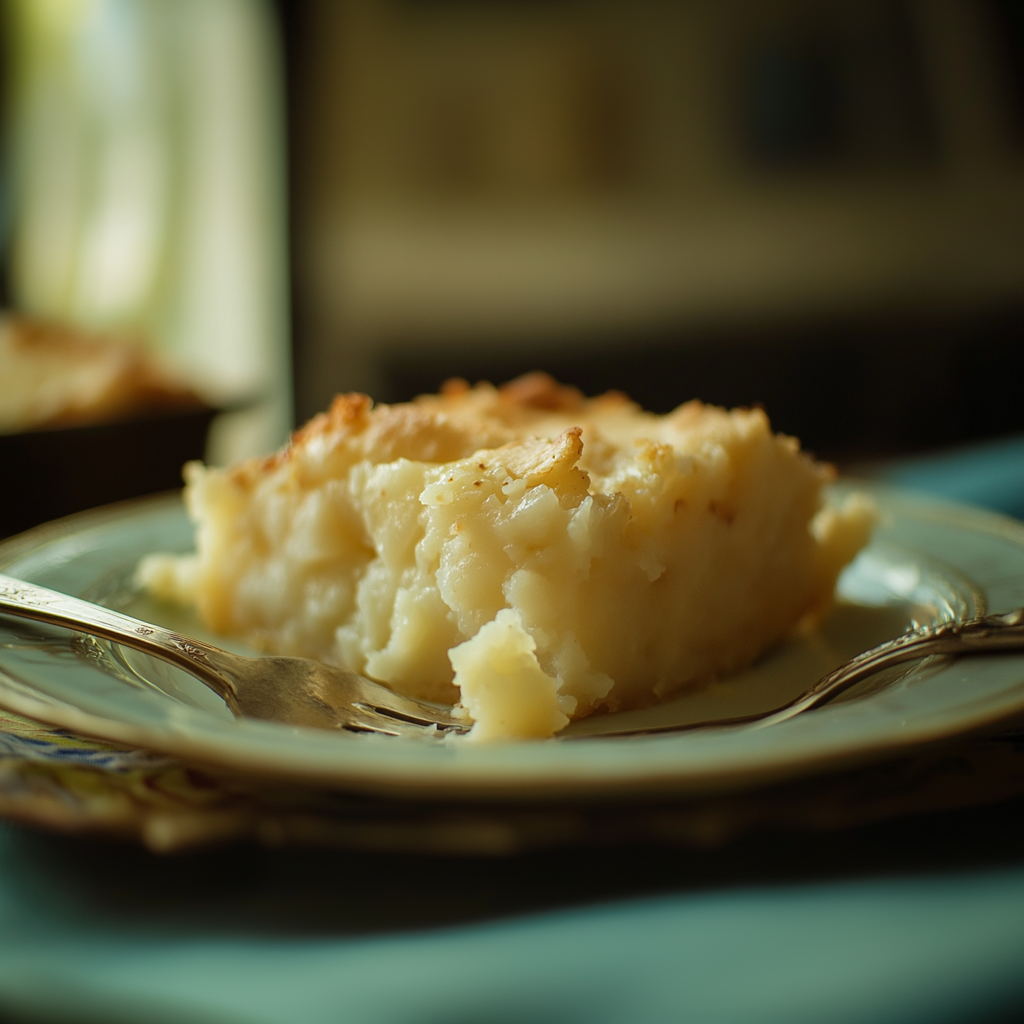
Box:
[360,403,479,464]
[496,427,584,482]
[226,374,813,499]
[440,377,471,397]
[588,389,633,410]
[497,372,585,412]
[295,393,374,446]
[667,400,708,428]
[239,393,374,480]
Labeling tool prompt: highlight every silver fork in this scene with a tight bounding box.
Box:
[2,571,1024,740]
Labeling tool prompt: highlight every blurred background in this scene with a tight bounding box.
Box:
[3,0,1024,528]
[1,0,290,466]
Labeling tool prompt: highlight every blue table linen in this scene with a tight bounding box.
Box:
[0,819,1022,1024]
[868,433,1024,520]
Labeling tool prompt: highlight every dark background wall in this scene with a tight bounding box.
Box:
[277,0,1024,464]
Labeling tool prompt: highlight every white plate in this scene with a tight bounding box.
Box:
[1,486,1023,801]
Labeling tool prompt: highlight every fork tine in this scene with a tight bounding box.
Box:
[351,699,467,731]
[344,680,467,730]
[340,703,454,738]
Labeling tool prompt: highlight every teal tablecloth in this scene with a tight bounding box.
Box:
[868,432,1024,520]
[2,436,1024,1024]
[0,817,1023,1024]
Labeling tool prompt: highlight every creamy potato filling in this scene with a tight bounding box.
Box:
[139,375,874,741]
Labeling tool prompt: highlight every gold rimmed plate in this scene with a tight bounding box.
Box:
[1,486,1023,801]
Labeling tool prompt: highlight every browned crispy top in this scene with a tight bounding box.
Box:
[227,372,789,492]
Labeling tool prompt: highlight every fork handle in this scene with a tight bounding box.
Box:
[597,608,1024,737]
[728,608,1024,732]
[782,608,1024,718]
[0,572,241,711]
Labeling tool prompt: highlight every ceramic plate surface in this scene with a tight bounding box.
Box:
[1,487,1024,801]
